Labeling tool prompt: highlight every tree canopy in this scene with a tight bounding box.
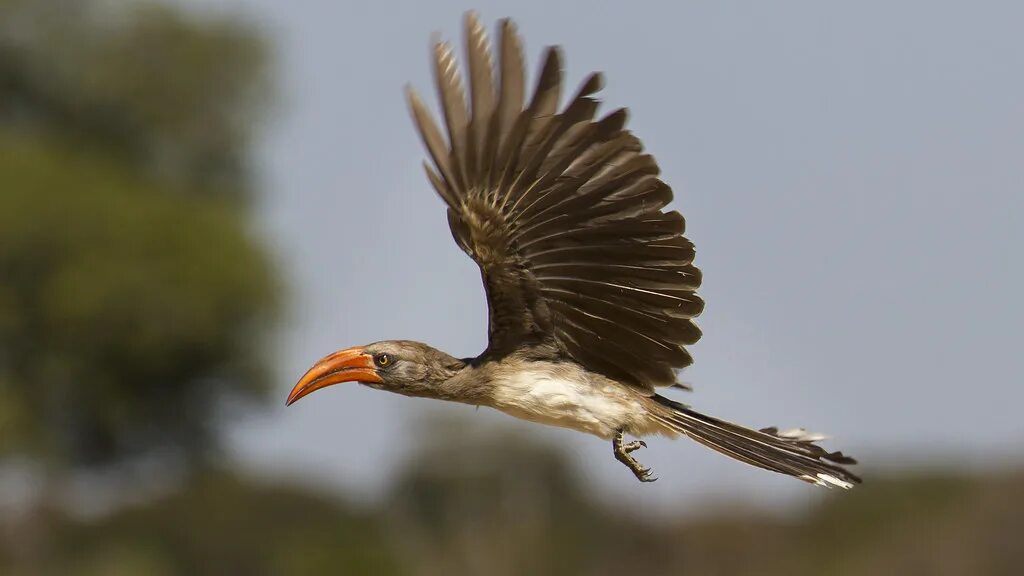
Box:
[0,0,278,470]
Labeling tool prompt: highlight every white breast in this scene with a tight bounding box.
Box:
[489,364,648,439]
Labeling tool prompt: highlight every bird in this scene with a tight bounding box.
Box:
[286,12,861,488]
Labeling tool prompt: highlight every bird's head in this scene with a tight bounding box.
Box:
[286,340,465,405]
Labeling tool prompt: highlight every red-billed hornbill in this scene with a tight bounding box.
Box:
[287,13,860,488]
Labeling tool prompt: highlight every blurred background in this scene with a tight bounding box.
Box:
[1,0,1021,574]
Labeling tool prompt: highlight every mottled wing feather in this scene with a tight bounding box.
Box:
[407,12,703,391]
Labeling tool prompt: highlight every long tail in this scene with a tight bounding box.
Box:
[651,395,861,489]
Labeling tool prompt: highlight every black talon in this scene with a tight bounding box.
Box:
[622,440,644,453]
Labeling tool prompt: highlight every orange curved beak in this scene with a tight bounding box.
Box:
[286,346,384,406]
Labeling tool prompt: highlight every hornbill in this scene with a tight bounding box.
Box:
[287,13,860,488]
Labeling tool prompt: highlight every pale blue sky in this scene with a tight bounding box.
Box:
[180,0,1023,511]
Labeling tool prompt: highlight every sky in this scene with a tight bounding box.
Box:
[177,0,1023,512]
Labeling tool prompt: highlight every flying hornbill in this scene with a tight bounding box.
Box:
[287,13,860,488]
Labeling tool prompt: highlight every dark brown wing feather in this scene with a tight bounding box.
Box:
[407,12,703,391]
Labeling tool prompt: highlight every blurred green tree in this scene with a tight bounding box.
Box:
[0,0,278,472]
[0,0,270,194]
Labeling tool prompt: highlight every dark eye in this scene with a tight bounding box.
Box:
[374,353,391,367]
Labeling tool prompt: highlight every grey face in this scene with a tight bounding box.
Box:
[361,341,430,391]
[360,340,464,397]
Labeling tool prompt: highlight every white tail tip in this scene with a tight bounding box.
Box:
[801,473,855,490]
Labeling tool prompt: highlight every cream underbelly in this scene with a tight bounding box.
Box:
[488,366,657,439]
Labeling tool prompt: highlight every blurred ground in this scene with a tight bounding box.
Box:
[3,420,1022,575]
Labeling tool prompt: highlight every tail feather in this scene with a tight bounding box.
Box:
[652,395,861,488]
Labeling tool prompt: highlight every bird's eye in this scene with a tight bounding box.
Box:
[374,353,391,367]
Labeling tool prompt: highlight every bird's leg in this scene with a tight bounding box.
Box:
[612,429,656,482]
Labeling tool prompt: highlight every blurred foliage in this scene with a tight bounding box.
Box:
[0,0,270,193]
[14,472,398,576]
[383,424,617,576]
[0,136,277,466]
[0,0,278,470]
[0,428,1019,576]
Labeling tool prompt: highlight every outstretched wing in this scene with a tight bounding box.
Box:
[407,13,703,390]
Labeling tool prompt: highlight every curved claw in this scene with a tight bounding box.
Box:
[622,440,647,453]
[635,466,657,482]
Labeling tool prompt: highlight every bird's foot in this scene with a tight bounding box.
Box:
[613,430,656,482]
